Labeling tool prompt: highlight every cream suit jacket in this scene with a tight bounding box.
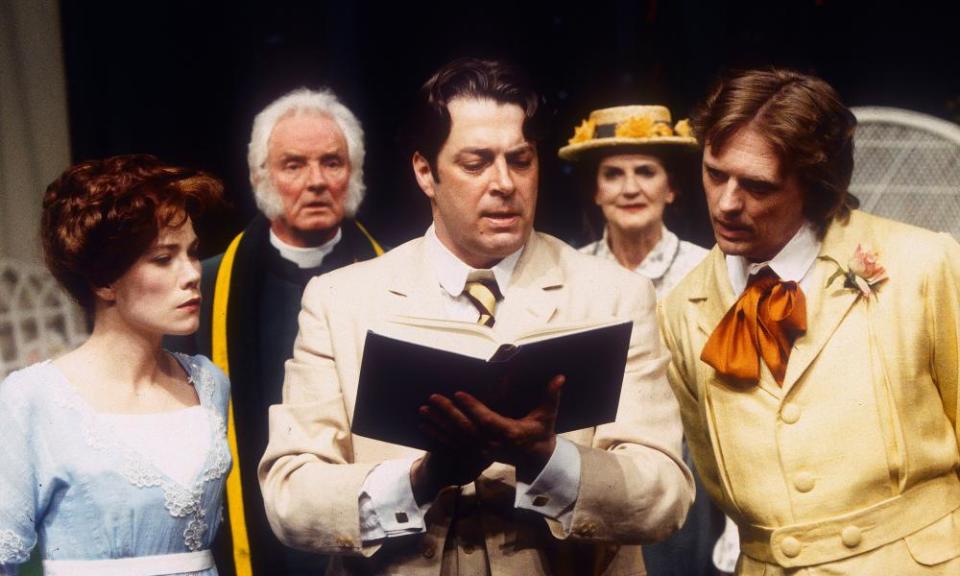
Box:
[659,210,960,575]
[259,231,693,576]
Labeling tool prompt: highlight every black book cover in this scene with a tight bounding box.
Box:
[351,320,632,450]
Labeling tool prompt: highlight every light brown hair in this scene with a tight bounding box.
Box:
[691,68,858,234]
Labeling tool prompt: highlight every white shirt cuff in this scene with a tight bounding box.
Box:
[359,457,429,541]
[713,516,741,573]
[514,437,581,530]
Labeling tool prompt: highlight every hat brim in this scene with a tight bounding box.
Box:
[558,135,698,161]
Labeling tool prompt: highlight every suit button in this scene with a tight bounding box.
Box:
[781,404,801,424]
[793,472,815,493]
[841,526,862,548]
[781,536,801,558]
[463,543,475,555]
[422,542,436,559]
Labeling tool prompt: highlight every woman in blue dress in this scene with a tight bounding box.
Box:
[0,154,229,575]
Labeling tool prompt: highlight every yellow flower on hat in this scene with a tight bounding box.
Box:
[675,119,693,138]
[568,118,596,144]
[615,116,677,139]
[651,123,674,137]
[615,116,654,138]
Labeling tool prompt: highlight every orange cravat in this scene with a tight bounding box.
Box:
[701,268,807,386]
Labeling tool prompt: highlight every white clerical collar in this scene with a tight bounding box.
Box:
[726,221,821,296]
[269,227,342,269]
[425,224,523,298]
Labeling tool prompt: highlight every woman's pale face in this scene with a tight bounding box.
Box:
[105,217,202,337]
[595,153,676,235]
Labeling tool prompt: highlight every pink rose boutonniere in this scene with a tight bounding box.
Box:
[820,244,889,299]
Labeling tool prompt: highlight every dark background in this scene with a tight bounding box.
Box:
[60,0,960,254]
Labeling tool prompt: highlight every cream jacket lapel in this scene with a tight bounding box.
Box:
[384,237,447,320]
[494,232,564,340]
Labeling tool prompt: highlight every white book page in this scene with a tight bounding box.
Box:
[375,315,628,360]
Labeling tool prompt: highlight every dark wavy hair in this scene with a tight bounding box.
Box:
[411,57,543,179]
[691,67,858,235]
[41,154,223,311]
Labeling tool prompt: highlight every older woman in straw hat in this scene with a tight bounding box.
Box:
[560,106,730,575]
[560,105,710,298]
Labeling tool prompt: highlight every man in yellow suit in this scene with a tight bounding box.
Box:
[659,67,960,575]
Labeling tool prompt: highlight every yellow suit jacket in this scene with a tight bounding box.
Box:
[659,210,960,575]
[259,232,693,576]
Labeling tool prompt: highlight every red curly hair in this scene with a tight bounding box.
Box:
[41,154,223,310]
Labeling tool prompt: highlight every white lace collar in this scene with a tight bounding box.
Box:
[44,353,229,551]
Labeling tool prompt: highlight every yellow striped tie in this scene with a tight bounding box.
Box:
[464,272,501,327]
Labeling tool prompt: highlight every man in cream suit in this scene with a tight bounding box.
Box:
[659,68,960,575]
[259,58,693,575]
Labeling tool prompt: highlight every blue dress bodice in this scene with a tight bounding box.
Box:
[0,353,231,574]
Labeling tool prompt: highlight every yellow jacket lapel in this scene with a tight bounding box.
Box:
[693,248,736,339]
[782,213,872,394]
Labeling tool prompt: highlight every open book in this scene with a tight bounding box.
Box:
[351,316,633,450]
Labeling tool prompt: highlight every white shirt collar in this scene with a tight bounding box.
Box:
[726,221,821,296]
[268,227,342,269]
[425,225,523,298]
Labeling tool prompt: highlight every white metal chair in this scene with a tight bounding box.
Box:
[0,257,88,377]
[850,107,960,238]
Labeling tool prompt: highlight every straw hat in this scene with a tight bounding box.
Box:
[558,105,697,161]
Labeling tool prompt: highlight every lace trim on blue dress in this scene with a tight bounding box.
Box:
[0,528,29,563]
[1,374,38,563]
[49,353,229,551]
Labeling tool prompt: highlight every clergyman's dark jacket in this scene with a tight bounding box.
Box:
[166,214,382,576]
